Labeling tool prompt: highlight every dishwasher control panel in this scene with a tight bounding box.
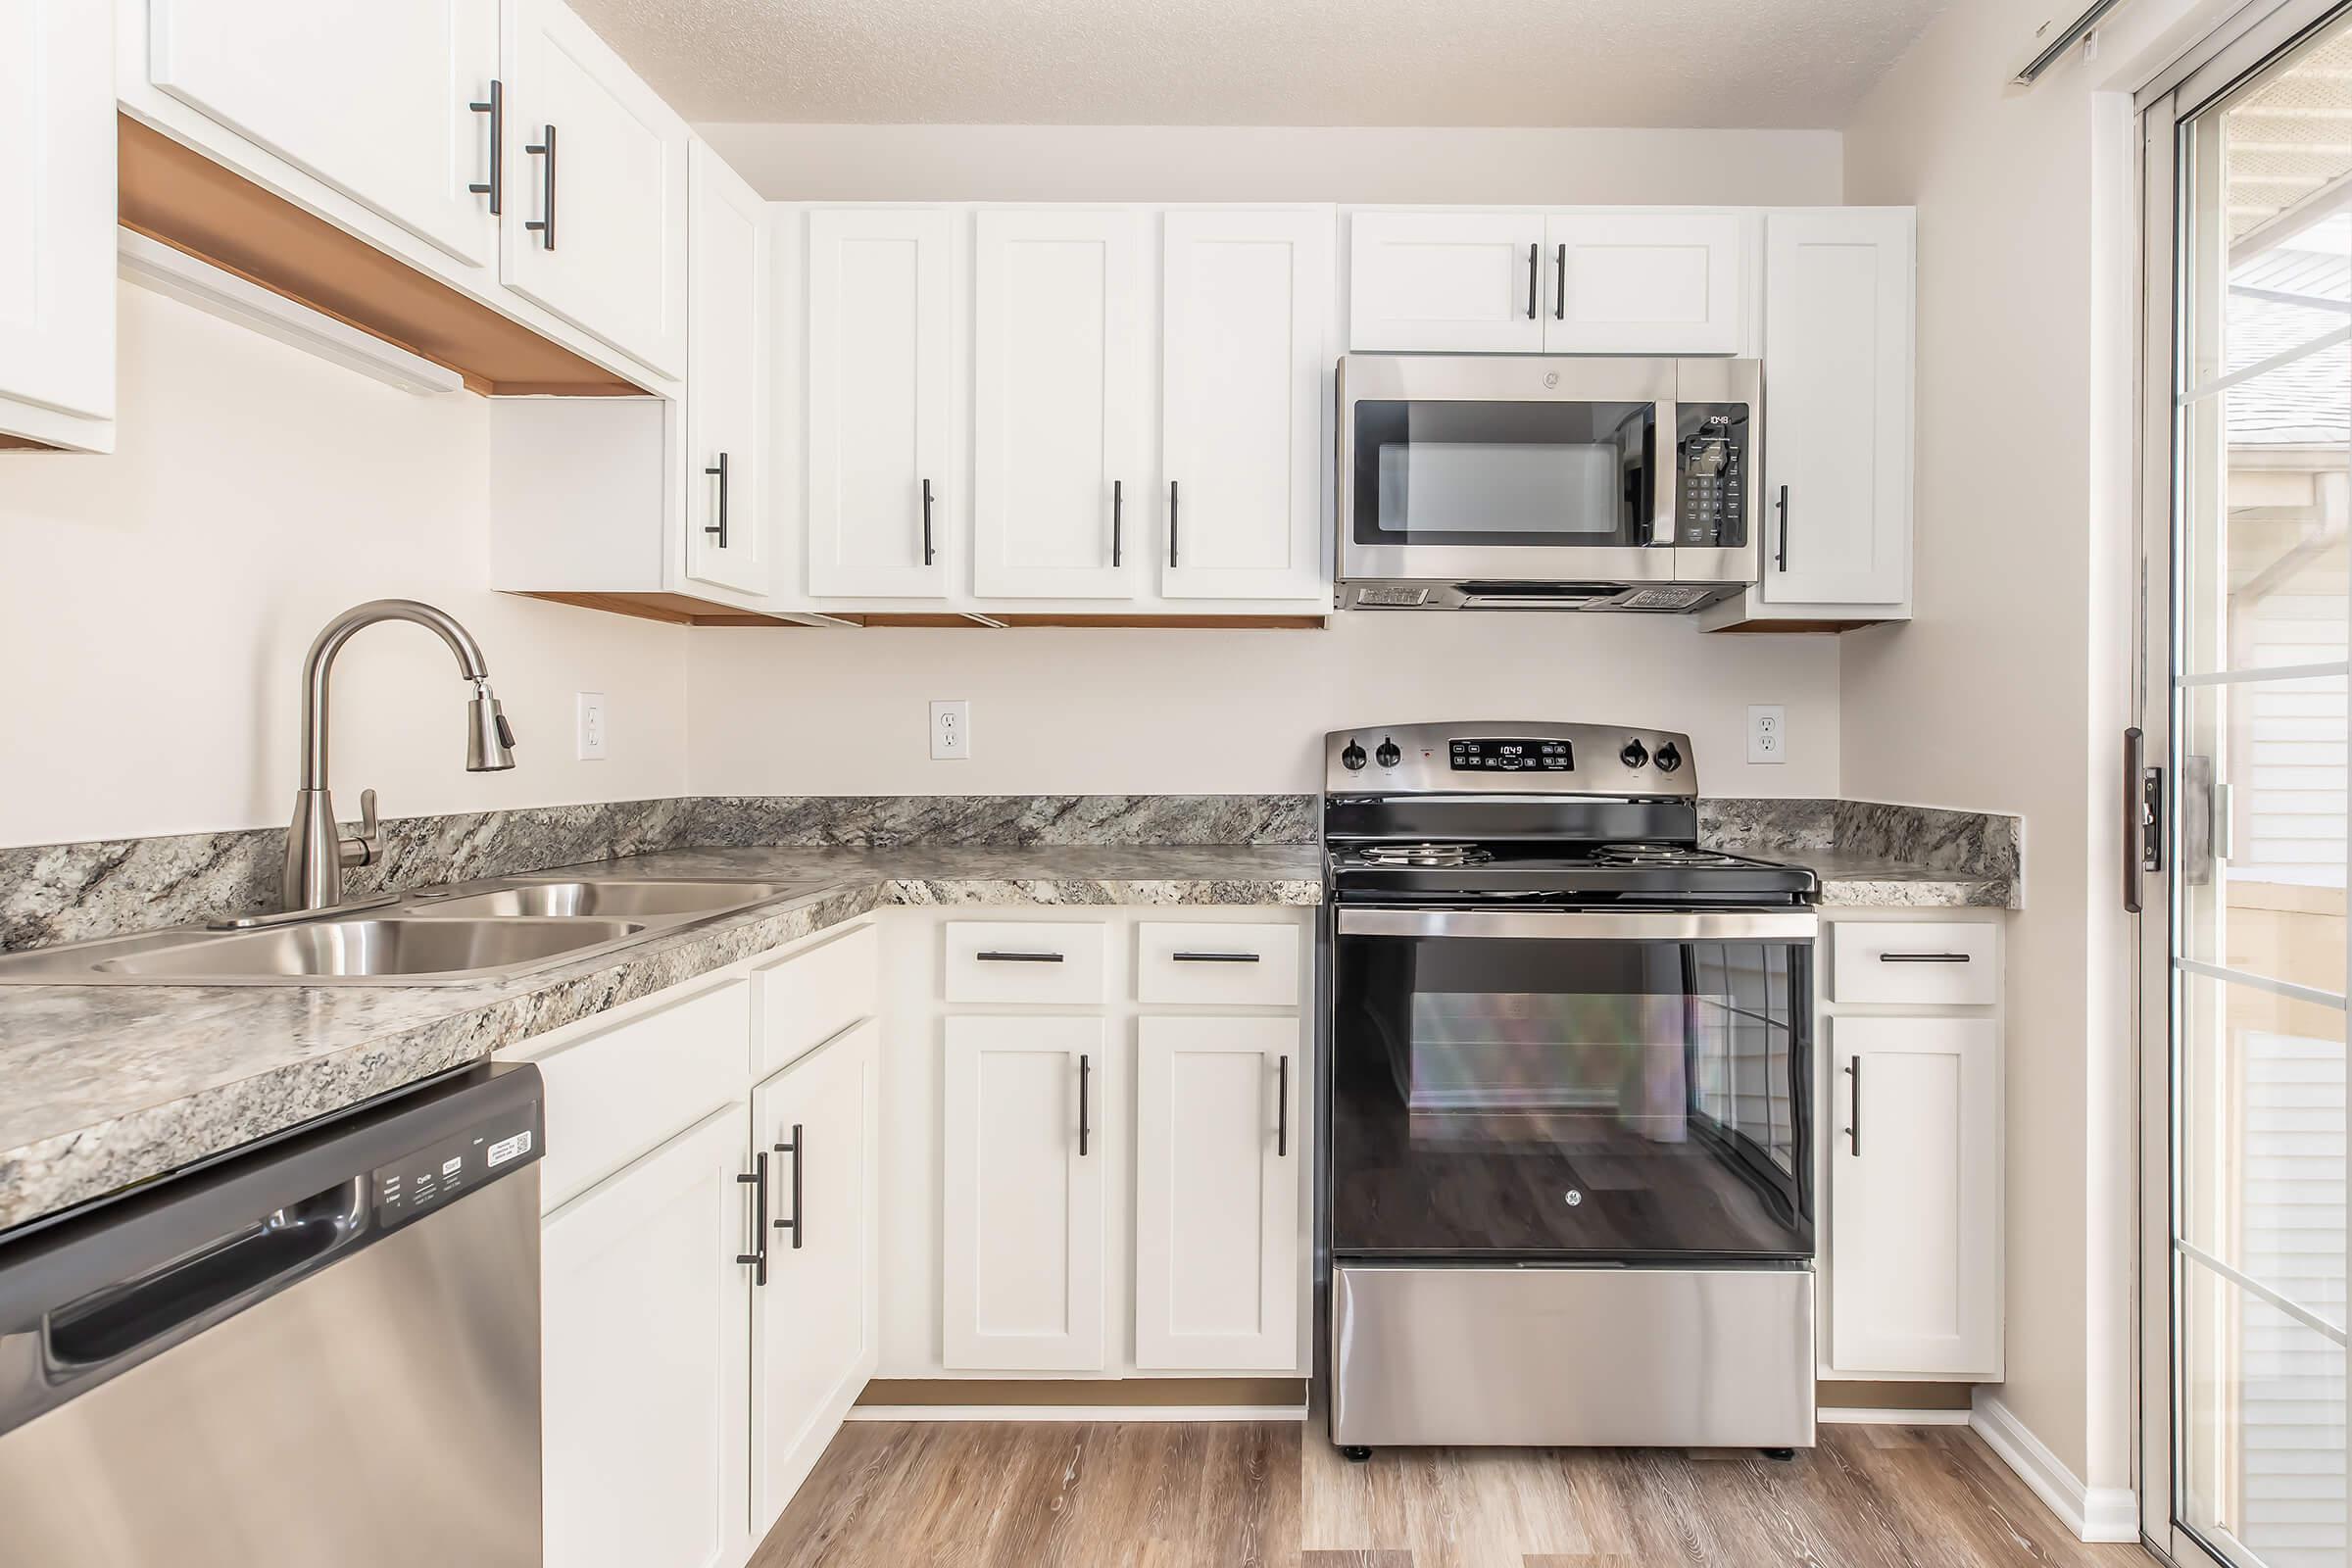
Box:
[371,1103,543,1231]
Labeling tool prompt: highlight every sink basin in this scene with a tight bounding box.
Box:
[416,879,790,920]
[84,917,645,981]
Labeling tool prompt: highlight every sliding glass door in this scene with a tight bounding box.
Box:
[2146,8,2352,1564]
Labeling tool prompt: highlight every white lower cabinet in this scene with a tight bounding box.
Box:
[1134,1016,1301,1370]
[543,1105,752,1568]
[942,1014,1109,1370]
[750,1019,879,1538]
[1827,1014,2002,1378]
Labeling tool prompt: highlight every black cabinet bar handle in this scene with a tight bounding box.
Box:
[1078,1054,1091,1156]
[773,1124,803,1250]
[1168,480,1180,568]
[976,950,1063,963]
[523,123,557,249]
[1878,952,1971,963]
[1843,1059,1862,1157]
[1277,1054,1290,1157]
[921,477,935,566]
[1775,484,1789,572]
[1112,478,1123,567]
[1526,241,1539,319]
[703,452,730,548]
[735,1152,769,1286]
[1553,242,1565,320]
[467,79,503,214]
[1172,951,1261,963]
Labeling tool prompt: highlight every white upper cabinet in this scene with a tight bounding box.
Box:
[503,0,688,376]
[1829,1016,2000,1378]
[0,0,113,450]
[805,207,954,598]
[147,0,500,269]
[1544,211,1745,355]
[684,141,768,597]
[1760,208,1914,607]
[1159,210,1331,601]
[1133,1016,1301,1370]
[973,209,1150,599]
[750,1020,877,1539]
[942,1014,1108,1371]
[1348,211,1545,353]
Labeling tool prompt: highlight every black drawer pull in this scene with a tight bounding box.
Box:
[704,451,730,547]
[975,950,1064,963]
[735,1152,768,1286]
[1525,241,1538,319]
[523,123,556,249]
[1878,952,1972,963]
[1843,1058,1862,1156]
[467,79,502,213]
[1276,1054,1290,1157]
[773,1124,803,1250]
[1078,1053,1091,1156]
[1171,951,1261,963]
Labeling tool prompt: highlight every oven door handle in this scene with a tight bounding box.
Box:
[1334,907,1817,942]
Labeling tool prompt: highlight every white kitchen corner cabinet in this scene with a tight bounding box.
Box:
[684,139,770,597]
[972,209,1151,600]
[146,0,500,270]
[1159,209,1332,601]
[1133,1016,1302,1370]
[501,0,689,377]
[0,0,114,452]
[804,206,956,598]
[942,1014,1110,1371]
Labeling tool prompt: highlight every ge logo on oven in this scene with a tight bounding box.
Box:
[1563,1190,1583,1206]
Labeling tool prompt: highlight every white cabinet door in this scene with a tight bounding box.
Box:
[942,1015,1108,1370]
[1543,211,1746,355]
[1829,1017,2000,1377]
[972,209,1148,599]
[1134,1016,1301,1370]
[0,0,113,447]
[806,207,953,597]
[503,0,688,376]
[1347,211,1544,353]
[148,0,499,268]
[750,1019,878,1538]
[543,1106,752,1568]
[1160,209,1330,601]
[1761,209,1913,606]
[684,141,768,596]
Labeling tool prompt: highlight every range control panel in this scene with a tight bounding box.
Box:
[1449,738,1574,772]
[1326,722,1699,799]
[1675,402,1751,549]
[370,1103,543,1233]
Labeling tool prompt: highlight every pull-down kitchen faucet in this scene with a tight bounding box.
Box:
[281,599,515,912]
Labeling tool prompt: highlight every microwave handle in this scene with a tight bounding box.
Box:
[1650,398,1678,546]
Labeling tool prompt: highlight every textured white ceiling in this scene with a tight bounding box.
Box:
[567,0,1954,127]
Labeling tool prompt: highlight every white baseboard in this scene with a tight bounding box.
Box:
[846,1404,1308,1424]
[1819,1405,1972,1426]
[1969,1392,2139,1543]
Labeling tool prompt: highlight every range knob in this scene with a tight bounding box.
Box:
[1620,739,1649,769]
[1375,737,1402,768]
[1341,740,1368,771]
[1653,741,1683,773]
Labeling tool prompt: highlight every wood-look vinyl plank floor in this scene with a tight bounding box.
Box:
[749,1421,2157,1568]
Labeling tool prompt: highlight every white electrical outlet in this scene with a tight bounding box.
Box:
[1747,704,1787,764]
[576,692,608,760]
[930,700,970,760]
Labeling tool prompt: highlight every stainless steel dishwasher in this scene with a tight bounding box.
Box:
[0,1063,544,1567]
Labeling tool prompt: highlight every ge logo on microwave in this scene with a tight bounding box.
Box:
[1543,371,1560,389]
[1563,1190,1583,1206]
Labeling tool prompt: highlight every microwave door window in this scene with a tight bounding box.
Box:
[1353,399,1655,548]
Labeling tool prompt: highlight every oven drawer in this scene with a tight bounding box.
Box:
[1330,1263,1816,1448]
[1831,921,1997,1006]
[1136,921,1300,1006]
[944,921,1109,1004]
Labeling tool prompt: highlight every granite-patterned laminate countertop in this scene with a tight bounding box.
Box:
[1804,851,2015,909]
[0,846,1322,1234]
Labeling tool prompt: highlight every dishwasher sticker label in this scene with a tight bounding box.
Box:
[488,1130,533,1167]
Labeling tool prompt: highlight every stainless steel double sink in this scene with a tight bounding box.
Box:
[0,877,805,987]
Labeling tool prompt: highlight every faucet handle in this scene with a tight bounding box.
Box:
[346,788,383,868]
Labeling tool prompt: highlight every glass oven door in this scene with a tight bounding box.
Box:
[1330,907,1815,1262]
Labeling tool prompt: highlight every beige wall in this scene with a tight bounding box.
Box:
[0,287,691,849]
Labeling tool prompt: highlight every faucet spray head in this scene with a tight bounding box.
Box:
[466,679,517,771]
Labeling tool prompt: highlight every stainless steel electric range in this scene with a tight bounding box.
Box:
[1320,721,1821,1456]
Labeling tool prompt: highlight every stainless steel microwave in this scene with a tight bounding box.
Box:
[1336,354,1762,612]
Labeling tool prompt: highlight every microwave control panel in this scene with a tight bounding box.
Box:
[1675,403,1751,548]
